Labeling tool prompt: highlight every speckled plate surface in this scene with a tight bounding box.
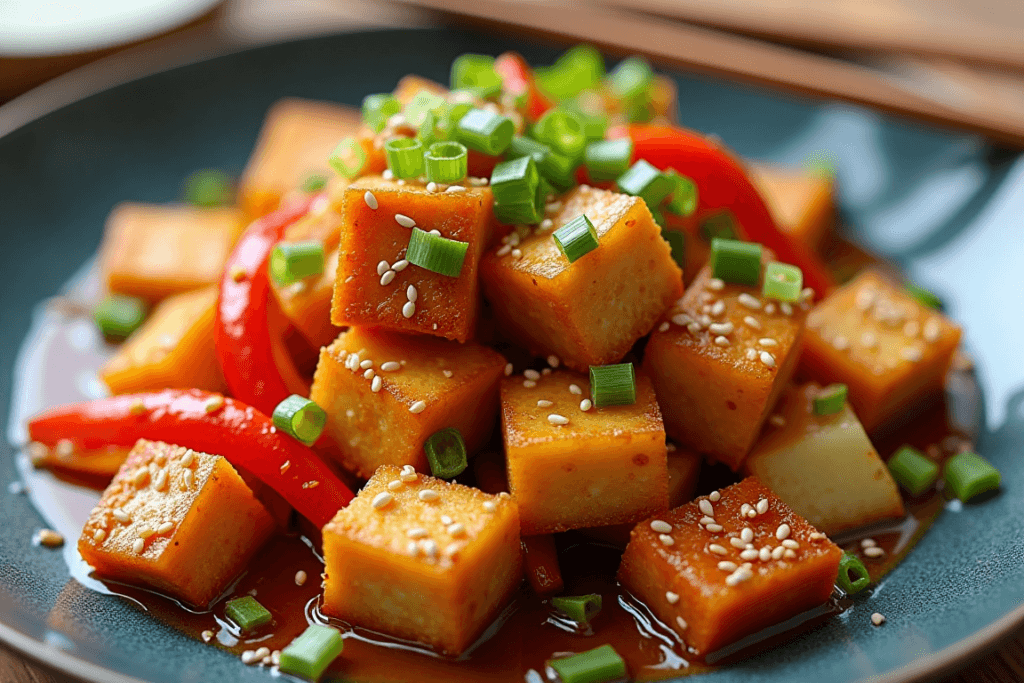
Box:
[2,27,1024,683]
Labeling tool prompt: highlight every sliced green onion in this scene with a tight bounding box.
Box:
[664,170,698,217]
[493,179,544,225]
[362,93,401,133]
[584,138,633,182]
[649,205,666,229]
[384,137,425,179]
[662,229,685,269]
[812,383,847,416]
[887,445,939,497]
[273,395,327,447]
[406,227,469,277]
[94,295,147,341]
[553,214,599,263]
[551,594,602,625]
[279,624,344,682]
[533,109,587,162]
[616,159,672,208]
[763,262,804,302]
[301,174,327,193]
[539,149,578,190]
[607,56,653,102]
[456,108,514,156]
[329,137,367,178]
[624,97,655,124]
[547,644,627,683]
[270,241,325,286]
[424,427,468,479]
[837,552,870,595]
[508,135,550,164]
[573,108,609,142]
[699,210,738,241]
[425,141,468,184]
[491,156,540,206]
[944,451,1001,502]
[420,103,474,147]
[183,169,233,207]
[709,238,762,286]
[590,363,636,408]
[451,54,502,99]
[225,596,272,633]
[535,45,605,100]
[905,283,944,310]
[402,90,447,129]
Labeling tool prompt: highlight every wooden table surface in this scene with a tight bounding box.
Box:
[2,1,1022,680]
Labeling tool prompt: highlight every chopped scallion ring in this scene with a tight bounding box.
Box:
[534,45,605,100]
[709,238,763,286]
[424,427,468,479]
[406,227,469,277]
[425,141,468,184]
[539,149,578,190]
[584,138,633,182]
[183,169,233,207]
[508,135,550,164]
[944,451,1001,502]
[616,159,672,209]
[270,241,325,286]
[455,108,514,156]
[301,174,327,193]
[533,109,587,162]
[664,170,698,217]
[812,383,847,416]
[700,210,738,242]
[384,137,425,179]
[590,363,636,407]
[837,552,870,595]
[362,93,401,133]
[225,596,272,633]
[94,295,147,341]
[402,89,447,128]
[491,156,540,206]
[329,137,367,179]
[662,229,685,269]
[763,262,804,302]
[547,644,627,683]
[450,54,503,99]
[272,395,327,447]
[887,445,939,497]
[553,214,600,263]
[905,283,943,310]
[279,624,344,681]
[607,56,653,102]
[551,594,602,624]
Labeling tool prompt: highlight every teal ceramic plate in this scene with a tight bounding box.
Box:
[2,27,1024,683]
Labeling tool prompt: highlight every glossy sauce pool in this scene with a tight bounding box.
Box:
[11,276,981,682]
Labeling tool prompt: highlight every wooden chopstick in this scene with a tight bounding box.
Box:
[390,0,1024,147]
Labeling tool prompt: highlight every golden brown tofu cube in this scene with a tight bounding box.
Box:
[745,383,905,535]
[322,465,522,655]
[480,185,683,371]
[617,476,842,657]
[100,286,225,395]
[749,164,834,250]
[331,176,493,343]
[78,440,274,608]
[643,258,809,470]
[502,369,669,534]
[100,203,245,301]
[239,98,363,217]
[310,328,506,479]
[802,270,961,432]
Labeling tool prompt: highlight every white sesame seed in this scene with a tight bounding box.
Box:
[707,278,725,291]
[372,492,394,509]
[718,561,739,572]
[201,630,214,643]
[375,361,400,374]
[446,185,466,193]
[759,547,772,562]
[407,528,428,539]
[776,524,791,540]
[483,501,497,512]
[580,399,593,411]
[671,313,693,327]
[740,503,752,516]
[382,169,394,180]
[706,523,724,532]
[710,335,728,347]
[371,376,382,393]
[359,359,373,370]
[861,331,878,349]
[511,248,523,258]
[402,301,416,318]
[760,351,777,368]
[687,322,702,335]
[698,499,715,516]
[441,515,453,525]
[132,538,145,554]
[388,479,402,491]
[137,526,155,539]
[832,335,849,351]
[738,293,762,310]
[569,384,582,395]
[400,470,418,483]
[742,315,762,331]
[769,414,786,427]
[93,528,106,542]
[810,532,826,540]
[901,346,923,362]
[871,612,886,626]
[113,509,131,524]
[377,260,390,276]
[407,285,418,302]
[864,546,885,558]
[407,541,420,556]
[747,509,757,518]
[730,537,747,549]
[757,339,779,350]
[709,322,734,335]
[711,300,726,317]
[709,491,721,502]
[409,400,426,414]
[241,650,258,665]
[676,616,688,630]
[363,368,375,380]
[421,540,439,558]
[418,489,439,502]
[726,567,753,586]
[496,244,512,257]
[521,379,536,388]
[536,399,553,408]
[395,214,416,228]
[295,570,308,586]
[659,534,675,546]
[524,369,541,380]
[658,321,670,333]
[783,548,797,559]
[756,499,769,515]
[393,259,409,272]
[547,414,569,425]
[132,467,150,487]
[708,544,728,556]
[924,318,941,343]
[179,448,194,468]
[772,545,787,560]
[782,539,800,549]
[504,363,513,376]
[380,270,396,286]
[447,523,466,537]
[699,516,717,526]
[663,591,679,605]
[651,520,673,533]
[364,191,378,209]
[741,527,754,543]
[903,320,920,338]
[426,182,438,192]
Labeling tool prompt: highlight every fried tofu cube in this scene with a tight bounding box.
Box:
[749,164,834,250]
[100,286,226,395]
[100,203,245,301]
[322,465,522,655]
[78,440,274,608]
[310,328,506,479]
[331,176,493,342]
[502,369,669,534]
[617,476,842,657]
[239,98,363,217]
[745,383,905,535]
[802,270,961,432]
[480,185,684,371]
[643,258,809,470]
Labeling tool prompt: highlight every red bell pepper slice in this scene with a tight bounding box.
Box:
[609,124,833,295]
[494,52,554,123]
[216,195,319,416]
[27,389,353,527]
[522,535,564,596]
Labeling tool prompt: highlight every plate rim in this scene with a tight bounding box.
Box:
[1,25,1020,683]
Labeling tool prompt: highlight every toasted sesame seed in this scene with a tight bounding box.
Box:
[113,509,131,524]
[253,647,270,662]
[523,380,537,388]
[764,302,776,315]
[861,331,878,349]
[710,300,726,317]
[179,449,194,468]
[709,322,734,335]
[707,278,725,291]
[713,335,730,347]
[760,351,777,368]
[204,396,224,413]
[524,369,541,380]
[779,302,792,315]
[782,539,800,550]
[730,537,747,549]
[903,320,920,338]
[407,528,428,539]
[924,318,941,342]
[377,260,390,276]
[407,285,418,302]
[768,414,786,428]
[657,321,671,333]
[34,529,64,548]
[421,539,439,558]
[810,532,826,540]
[901,346,923,362]
[483,501,497,512]
[132,538,145,554]
[92,528,106,542]
[718,561,738,572]
[547,414,569,425]
[371,376,382,392]
[671,313,692,327]
[402,301,416,318]
[569,384,582,395]
[138,527,155,540]
[372,492,394,510]
[363,369,375,380]
[685,322,700,336]
[831,335,849,351]
[776,524,791,540]
[393,259,409,272]
[756,499,769,515]
[407,541,420,556]
[294,569,308,586]
[659,534,675,546]
[740,527,754,543]
[871,612,886,626]
[395,214,416,228]
[132,467,149,487]
[364,191,378,209]
[418,489,439,502]
[580,399,593,411]
[536,399,553,408]
[511,248,523,258]
[401,470,419,484]
[738,317,761,334]
[738,293,762,310]
[447,523,466,537]
[504,363,514,376]
[651,520,673,533]
[409,400,427,414]
[864,546,885,558]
